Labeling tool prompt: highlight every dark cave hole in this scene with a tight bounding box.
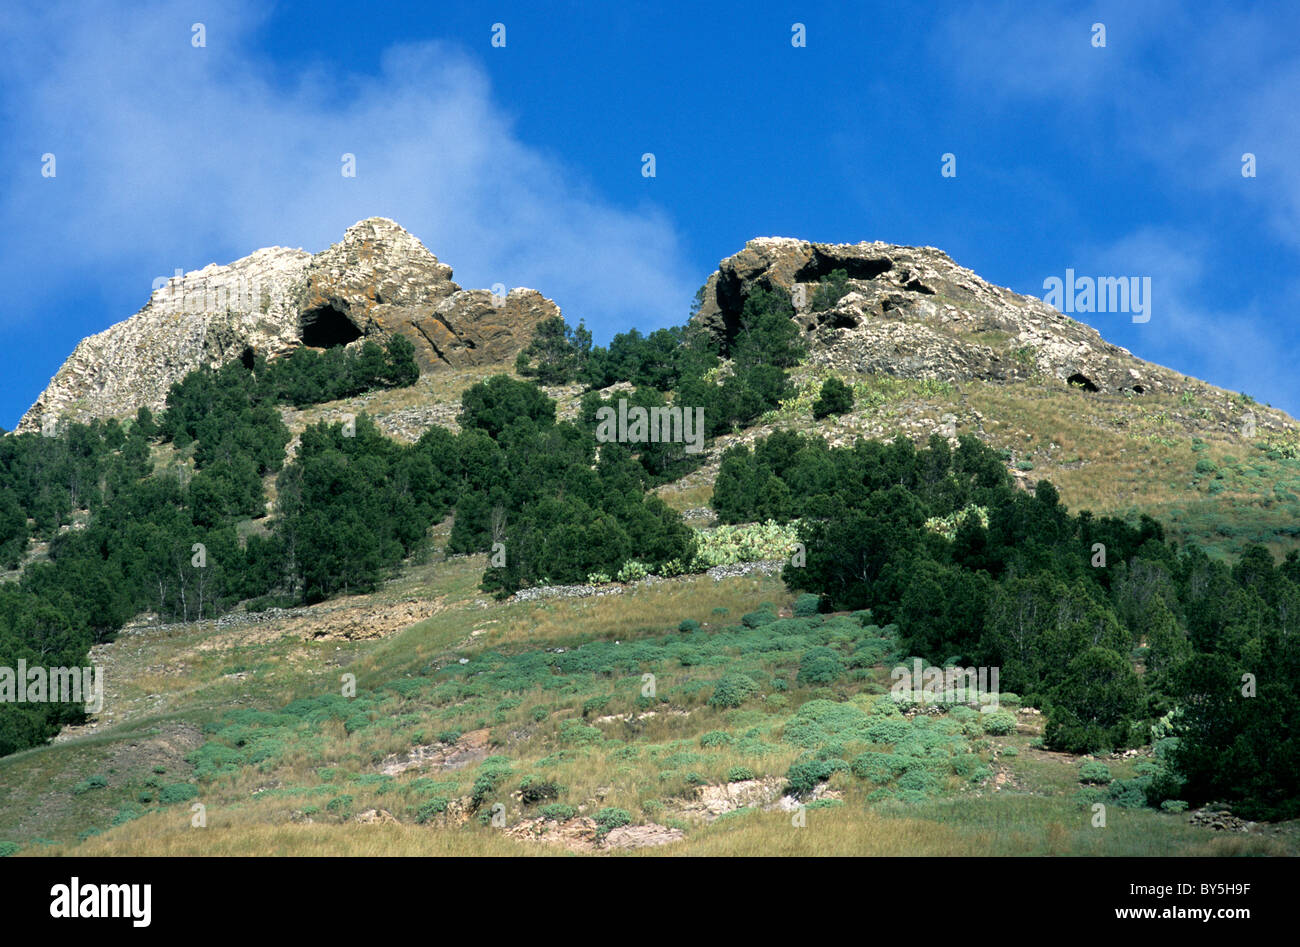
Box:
[300,304,363,348]
[1132,385,1146,395]
[793,250,893,284]
[239,346,256,371]
[1067,373,1100,393]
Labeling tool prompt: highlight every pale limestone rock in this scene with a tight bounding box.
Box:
[18,218,558,431]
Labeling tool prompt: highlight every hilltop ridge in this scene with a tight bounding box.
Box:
[18,218,559,432]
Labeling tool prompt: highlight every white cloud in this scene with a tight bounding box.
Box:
[1091,228,1286,404]
[0,0,695,337]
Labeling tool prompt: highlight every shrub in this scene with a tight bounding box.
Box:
[1108,778,1149,809]
[539,803,577,821]
[325,794,354,816]
[1078,761,1113,785]
[158,783,200,804]
[850,751,909,784]
[111,805,144,827]
[785,758,845,796]
[811,269,852,311]
[708,674,759,708]
[0,842,18,857]
[1160,799,1189,813]
[812,377,855,420]
[742,609,777,628]
[699,730,732,748]
[792,593,821,617]
[727,765,756,783]
[797,647,845,686]
[982,711,1018,736]
[679,619,701,632]
[416,798,449,823]
[519,776,562,804]
[593,807,632,837]
[470,757,514,809]
[616,560,650,583]
[72,775,108,794]
[866,718,911,744]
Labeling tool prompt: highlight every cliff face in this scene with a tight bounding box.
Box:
[693,237,1174,397]
[18,218,558,432]
[21,227,1283,439]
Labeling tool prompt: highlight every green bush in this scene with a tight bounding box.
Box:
[1078,761,1113,785]
[679,619,701,632]
[1107,778,1149,809]
[850,751,909,784]
[741,609,777,628]
[519,776,562,804]
[792,593,822,617]
[982,711,1018,736]
[593,807,632,836]
[811,269,852,312]
[416,798,449,823]
[785,758,845,796]
[158,783,200,804]
[727,765,756,783]
[72,774,108,794]
[0,842,19,857]
[470,757,515,809]
[797,646,845,686]
[539,803,577,821]
[325,794,354,816]
[812,377,855,420]
[708,674,760,708]
[1160,799,1189,813]
[866,718,911,744]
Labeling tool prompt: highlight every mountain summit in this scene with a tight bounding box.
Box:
[18,218,558,432]
[695,237,1165,396]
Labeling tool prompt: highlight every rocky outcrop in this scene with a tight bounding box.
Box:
[692,237,1179,398]
[18,218,558,431]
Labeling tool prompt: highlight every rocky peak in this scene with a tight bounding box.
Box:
[693,237,1175,397]
[18,218,558,432]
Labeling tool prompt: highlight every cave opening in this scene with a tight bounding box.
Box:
[793,251,894,284]
[300,304,363,348]
[239,346,256,371]
[1067,372,1100,393]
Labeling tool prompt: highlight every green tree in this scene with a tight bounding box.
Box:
[812,376,854,419]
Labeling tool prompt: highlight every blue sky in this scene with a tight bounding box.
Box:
[2,0,1298,428]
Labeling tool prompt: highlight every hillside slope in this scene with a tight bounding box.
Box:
[3,231,1298,857]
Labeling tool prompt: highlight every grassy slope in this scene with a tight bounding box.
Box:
[4,359,1299,856]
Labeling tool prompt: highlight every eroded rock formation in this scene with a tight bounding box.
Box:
[19,218,557,431]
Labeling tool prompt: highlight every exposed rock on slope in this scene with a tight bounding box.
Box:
[19,218,558,431]
[693,237,1177,398]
